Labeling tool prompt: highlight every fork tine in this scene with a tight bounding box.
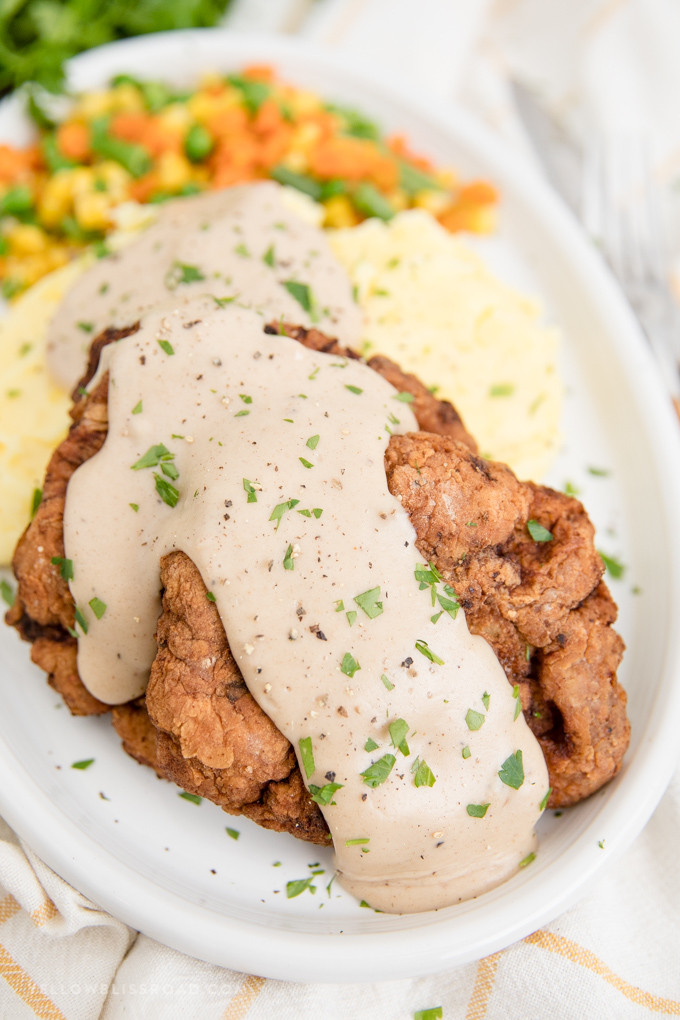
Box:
[584,134,680,406]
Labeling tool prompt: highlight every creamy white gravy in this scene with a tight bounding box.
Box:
[47,182,361,390]
[63,294,549,913]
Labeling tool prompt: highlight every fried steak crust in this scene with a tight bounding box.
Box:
[7,321,628,842]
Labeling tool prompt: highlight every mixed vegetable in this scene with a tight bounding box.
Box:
[0,65,498,297]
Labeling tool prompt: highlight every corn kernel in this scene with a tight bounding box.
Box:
[280,150,308,174]
[74,191,112,231]
[157,103,193,133]
[286,91,323,116]
[7,223,47,255]
[72,90,117,120]
[188,91,238,125]
[111,83,145,113]
[38,172,73,227]
[156,151,192,192]
[413,189,451,215]
[96,161,132,202]
[323,195,359,229]
[69,167,96,197]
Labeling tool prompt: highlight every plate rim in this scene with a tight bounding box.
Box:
[1,27,680,983]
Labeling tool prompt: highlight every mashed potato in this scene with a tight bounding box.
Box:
[329,210,561,480]
[0,203,561,564]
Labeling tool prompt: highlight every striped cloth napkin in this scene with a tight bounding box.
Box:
[2,0,680,1017]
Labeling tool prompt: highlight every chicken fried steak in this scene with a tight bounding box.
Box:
[7,321,628,845]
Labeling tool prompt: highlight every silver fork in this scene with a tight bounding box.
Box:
[582,137,680,419]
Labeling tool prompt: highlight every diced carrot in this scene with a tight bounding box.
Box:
[387,134,434,172]
[254,129,293,170]
[253,99,285,136]
[211,165,257,188]
[128,173,161,203]
[242,64,275,82]
[56,121,90,162]
[458,180,498,205]
[110,112,180,158]
[0,144,39,184]
[206,107,249,140]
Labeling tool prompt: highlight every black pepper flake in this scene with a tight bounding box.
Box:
[184,320,202,329]
[139,355,146,365]
[325,771,336,782]
[224,500,232,508]
[401,657,413,668]
[361,793,367,801]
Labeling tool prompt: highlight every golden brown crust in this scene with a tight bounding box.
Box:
[383,432,628,805]
[6,320,629,832]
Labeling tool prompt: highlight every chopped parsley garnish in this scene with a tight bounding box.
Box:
[165,261,206,288]
[283,280,317,319]
[412,759,436,788]
[0,580,15,607]
[88,597,106,620]
[389,718,410,756]
[393,391,414,403]
[340,652,361,677]
[269,498,300,529]
[154,473,179,507]
[482,691,490,710]
[527,519,553,542]
[361,753,396,788]
[77,321,94,333]
[234,243,250,257]
[415,639,444,665]
[462,746,471,759]
[512,684,522,721]
[345,384,363,395]
[354,586,383,619]
[381,673,395,691]
[74,606,88,634]
[334,600,345,612]
[587,465,610,477]
[129,503,139,512]
[539,787,552,811]
[564,480,580,497]
[131,444,175,471]
[31,488,42,517]
[309,782,343,806]
[498,750,525,789]
[364,737,379,752]
[51,556,74,581]
[243,477,258,503]
[306,434,320,450]
[466,803,490,818]
[414,562,459,618]
[346,610,357,627]
[414,1009,443,1020]
[519,852,536,868]
[206,592,216,603]
[262,244,276,267]
[299,457,313,469]
[158,339,175,356]
[160,461,179,480]
[131,400,143,415]
[298,736,315,779]
[599,551,625,579]
[283,544,295,570]
[213,295,237,308]
[345,837,370,847]
[71,759,94,770]
[286,877,315,899]
[179,791,202,805]
[465,709,485,731]
[234,409,250,417]
[489,383,515,397]
[240,394,253,404]
[226,827,240,840]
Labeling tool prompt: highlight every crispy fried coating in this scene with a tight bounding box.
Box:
[384,432,628,805]
[7,321,629,836]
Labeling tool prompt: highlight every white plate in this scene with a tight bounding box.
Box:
[1,31,680,984]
